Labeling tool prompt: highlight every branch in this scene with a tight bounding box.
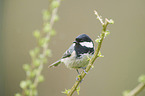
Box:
[66,10,114,96]
[29,0,62,95]
[123,75,145,96]
[33,0,61,87]
[15,0,62,96]
[128,83,145,96]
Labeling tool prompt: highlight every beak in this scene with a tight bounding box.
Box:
[73,41,77,43]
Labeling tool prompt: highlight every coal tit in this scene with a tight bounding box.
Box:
[48,34,94,74]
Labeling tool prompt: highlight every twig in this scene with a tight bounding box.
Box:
[31,0,61,93]
[18,0,62,96]
[127,83,145,96]
[33,0,61,87]
[67,10,113,96]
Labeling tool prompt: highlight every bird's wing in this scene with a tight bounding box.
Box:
[48,44,74,68]
[62,44,74,58]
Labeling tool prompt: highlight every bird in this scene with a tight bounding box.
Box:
[48,34,94,75]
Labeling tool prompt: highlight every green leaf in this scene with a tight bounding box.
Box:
[105,30,110,37]
[34,47,40,55]
[30,72,35,78]
[91,65,94,69]
[51,1,60,9]
[98,51,104,57]
[30,84,36,89]
[95,37,101,43]
[33,89,38,96]
[26,70,31,77]
[42,9,50,21]
[50,29,56,36]
[108,19,114,24]
[39,38,47,47]
[30,69,37,78]
[122,90,130,96]
[23,64,30,71]
[138,75,145,83]
[38,75,44,82]
[39,54,47,63]
[34,59,41,67]
[25,89,30,95]
[62,89,70,95]
[54,15,59,22]
[33,30,40,39]
[46,49,52,57]
[15,93,21,96]
[76,86,80,95]
[26,80,32,86]
[29,50,35,58]
[20,81,27,89]
[43,23,51,33]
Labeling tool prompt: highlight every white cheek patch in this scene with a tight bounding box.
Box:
[80,42,93,48]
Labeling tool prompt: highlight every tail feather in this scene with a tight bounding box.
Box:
[48,60,61,68]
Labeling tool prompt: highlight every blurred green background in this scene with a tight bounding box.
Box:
[1,0,145,96]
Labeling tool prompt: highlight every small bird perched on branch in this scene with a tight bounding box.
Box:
[48,34,94,74]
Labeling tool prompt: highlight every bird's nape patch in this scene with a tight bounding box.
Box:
[80,42,93,48]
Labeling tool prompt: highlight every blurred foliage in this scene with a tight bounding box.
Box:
[138,75,145,83]
[123,75,145,96]
[15,0,61,96]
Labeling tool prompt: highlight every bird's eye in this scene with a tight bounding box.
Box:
[76,38,83,42]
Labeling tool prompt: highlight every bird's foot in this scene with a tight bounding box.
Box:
[83,70,88,74]
[76,75,84,83]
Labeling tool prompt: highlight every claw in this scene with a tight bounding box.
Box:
[81,67,88,74]
[76,76,84,83]
[76,77,79,81]
[75,68,86,83]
